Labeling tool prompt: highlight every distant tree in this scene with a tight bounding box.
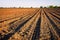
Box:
[48,5,59,8]
[58,6,60,8]
[54,6,58,8]
[44,7,47,8]
[56,6,60,8]
[31,7,33,8]
[49,5,54,8]
[0,7,3,8]
[40,6,43,8]
[13,7,16,8]
[19,7,21,8]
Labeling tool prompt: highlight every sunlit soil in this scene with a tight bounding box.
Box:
[0,8,60,40]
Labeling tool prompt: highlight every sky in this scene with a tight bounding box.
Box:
[0,0,60,7]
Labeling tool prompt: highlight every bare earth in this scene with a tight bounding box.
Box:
[0,8,60,40]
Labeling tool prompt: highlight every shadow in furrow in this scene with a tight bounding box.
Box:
[54,10,60,16]
[9,20,17,25]
[0,13,37,40]
[0,10,40,40]
[0,17,16,23]
[32,17,41,40]
[52,12,60,16]
[44,11,60,37]
[49,27,58,40]
[49,12,60,20]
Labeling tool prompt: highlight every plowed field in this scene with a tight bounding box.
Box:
[0,8,60,40]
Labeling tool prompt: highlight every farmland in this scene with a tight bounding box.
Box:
[0,8,60,40]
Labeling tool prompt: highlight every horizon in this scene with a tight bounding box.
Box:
[0,0,60,7]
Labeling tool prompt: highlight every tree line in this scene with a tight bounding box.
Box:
[0,5,60,8]
[40,5,60,8]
